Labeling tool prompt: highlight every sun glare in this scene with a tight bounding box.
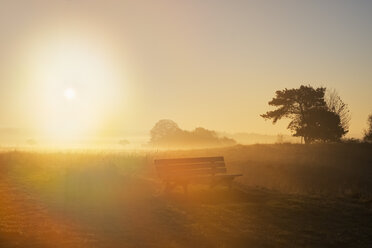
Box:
[24,31,125,141]
[64,88,76,100]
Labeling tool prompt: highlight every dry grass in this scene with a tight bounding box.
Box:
[1,144,372,247]
[157,143,372,198]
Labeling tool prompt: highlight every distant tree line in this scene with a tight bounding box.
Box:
[148,119,236,148]
[148,85,371,148]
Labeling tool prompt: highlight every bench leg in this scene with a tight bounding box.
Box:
[227,178,233,191]
[165,181,188,194]
[209,177,234,190]
[209,179,216,189]
[182,183,188,195]
[164,181,176,192]
[164,182,170,192]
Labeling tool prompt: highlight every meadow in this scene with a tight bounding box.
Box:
[1,143,372,247]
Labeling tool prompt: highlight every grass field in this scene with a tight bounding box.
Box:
[1,144,372,247]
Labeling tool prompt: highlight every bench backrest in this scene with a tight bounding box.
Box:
[155,156,226,179]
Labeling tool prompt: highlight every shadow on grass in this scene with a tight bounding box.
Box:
[162,184,274,205]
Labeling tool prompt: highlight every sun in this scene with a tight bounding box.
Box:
[25,32,126,141]
[64,88,76,100]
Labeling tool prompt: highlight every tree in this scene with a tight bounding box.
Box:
[363,114,372,143]
[325,89,351,134]
[294,108,346,143]
[150,119,182,145]
[191,127,236,146]
[261,85,347,144]
[118,139,130,146]
[149,119,236,148]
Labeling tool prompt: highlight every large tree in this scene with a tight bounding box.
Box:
[261,85,347,144]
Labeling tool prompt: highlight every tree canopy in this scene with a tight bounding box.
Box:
[261,85,347,144]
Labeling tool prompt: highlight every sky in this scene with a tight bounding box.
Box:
[1,0,372,141]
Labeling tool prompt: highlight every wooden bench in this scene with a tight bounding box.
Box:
[155,156,242,193]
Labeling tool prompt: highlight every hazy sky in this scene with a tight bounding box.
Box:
[1,0,372,139]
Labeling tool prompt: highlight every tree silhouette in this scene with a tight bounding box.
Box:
[118,139,130,146]
[325,89,351,133]
[149,119,236,148]
[150,119,183,146]
[294,108,346,143]
[363,114,372,143]
[262,85,347,144]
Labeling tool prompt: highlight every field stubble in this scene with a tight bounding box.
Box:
[1,143,372,247]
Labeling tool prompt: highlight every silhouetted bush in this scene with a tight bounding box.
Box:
[118,139,130,146]
[148,119,236,148]
[341,138,361,144]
